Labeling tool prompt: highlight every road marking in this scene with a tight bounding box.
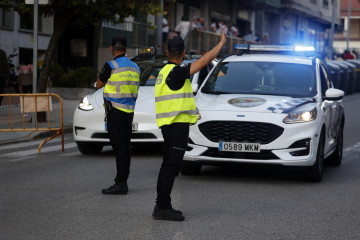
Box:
[9,156,34,162]
[343,141,360,152]
[60,151,81,157]
[3,142,77,156]
[0,137,72,152]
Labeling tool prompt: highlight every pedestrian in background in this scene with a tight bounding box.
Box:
[152,26,227,221]
[352,49,358,59]
[162,13,170,54]
[18,57,33,94]
[174,16,190,40]
[96,36,140,195]
[343,49,355,60]
[0,48,10,106]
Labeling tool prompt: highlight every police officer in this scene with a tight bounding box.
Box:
[153,27,227,221]
[96,36,140,195]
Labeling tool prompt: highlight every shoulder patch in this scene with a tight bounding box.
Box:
[180,63,188,67]
[156,74,163,85]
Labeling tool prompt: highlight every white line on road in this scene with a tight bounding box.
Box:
[0,137,73,152]
[9,156,35,162]
[344,141,360,152]
[3,142,77,156]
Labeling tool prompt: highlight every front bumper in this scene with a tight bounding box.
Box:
[185,112,321,167]
[73,107,163,143]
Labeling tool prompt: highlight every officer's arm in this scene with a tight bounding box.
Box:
[96,63,111,89]
[190,26,227,75]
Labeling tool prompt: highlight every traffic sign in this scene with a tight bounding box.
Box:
[25,0,48,4]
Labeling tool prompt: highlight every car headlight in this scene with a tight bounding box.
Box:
[78,97,94,111]
[283,107,317,124]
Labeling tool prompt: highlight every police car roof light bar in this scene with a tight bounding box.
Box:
[294,45,315,52]
[233,44,315,53]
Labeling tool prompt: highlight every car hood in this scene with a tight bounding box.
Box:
[93,86,155,114]
[196,93,315,114]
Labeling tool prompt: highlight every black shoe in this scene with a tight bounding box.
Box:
[102,182,128,195]
[152,205,185,221]
[154,204,182,215]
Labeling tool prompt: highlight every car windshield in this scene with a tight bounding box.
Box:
[202,61,317,98]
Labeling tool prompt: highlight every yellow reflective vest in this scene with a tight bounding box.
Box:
[155,64,197,128]
[103,57,140,113]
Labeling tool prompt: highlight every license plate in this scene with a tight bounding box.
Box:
[132,122,138,131]
[105,123,138,131]
[219,142,261,152]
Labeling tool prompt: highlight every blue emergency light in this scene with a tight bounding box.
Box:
[233,44,315,53]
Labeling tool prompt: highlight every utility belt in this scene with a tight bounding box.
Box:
[104,98,114,115]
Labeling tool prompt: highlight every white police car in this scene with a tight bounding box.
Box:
[183,45,345,182]
[73,49,217,154]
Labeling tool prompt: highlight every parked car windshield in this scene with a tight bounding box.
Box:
[202,61,317,98]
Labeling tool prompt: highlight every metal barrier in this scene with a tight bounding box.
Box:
[0,93,64,154]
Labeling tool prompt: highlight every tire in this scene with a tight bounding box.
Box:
[180,160,202,175]
[76,142,103,155]
[306,133,325,182]
[326,125,343,166]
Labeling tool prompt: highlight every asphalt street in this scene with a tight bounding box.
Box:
[0,93,360,240]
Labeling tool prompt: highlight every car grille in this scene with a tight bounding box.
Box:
[198,121,284,144]
[91,133,157,139]
[202,148,279,160]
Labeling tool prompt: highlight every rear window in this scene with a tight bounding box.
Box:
[202,61,317,98]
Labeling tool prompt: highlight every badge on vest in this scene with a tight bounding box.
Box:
[156,74,163,85]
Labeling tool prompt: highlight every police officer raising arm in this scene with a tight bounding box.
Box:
[153,27,227,221]
[96,36,140,195]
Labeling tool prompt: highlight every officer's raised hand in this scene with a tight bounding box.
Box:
[190,25,227,75]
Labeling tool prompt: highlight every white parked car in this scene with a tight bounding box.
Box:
[183,45,345,182]
[73,55,217,154]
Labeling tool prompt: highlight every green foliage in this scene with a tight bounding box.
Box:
[50,64,95,88]
[49,63,65,87]
[8,0,163,27]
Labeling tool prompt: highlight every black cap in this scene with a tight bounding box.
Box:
[167,35,184,54]
[111,36,127,48]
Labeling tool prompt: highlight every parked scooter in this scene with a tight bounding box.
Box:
[7,49,19,92]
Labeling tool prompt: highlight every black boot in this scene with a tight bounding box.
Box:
[152,205,185,221]
[102,182,128,195]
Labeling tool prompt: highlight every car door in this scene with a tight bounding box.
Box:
[320,64,338,151]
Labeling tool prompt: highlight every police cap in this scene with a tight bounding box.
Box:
[167,35,184,54]
[111,36,127,48]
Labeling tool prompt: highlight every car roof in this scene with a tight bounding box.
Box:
[223,54,314,65]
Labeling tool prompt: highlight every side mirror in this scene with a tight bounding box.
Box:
[324,88,344,101]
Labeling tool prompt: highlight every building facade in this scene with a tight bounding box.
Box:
[0,0,341,85]
[333,0,360,55]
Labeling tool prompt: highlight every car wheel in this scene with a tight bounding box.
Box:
[326,125,343,166]
[306,133,324,182]
[180,160,202,175]
[76,142,103,154]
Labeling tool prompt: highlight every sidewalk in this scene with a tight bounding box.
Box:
[0,98,79,146]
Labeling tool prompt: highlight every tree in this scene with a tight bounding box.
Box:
[2,0,163,94]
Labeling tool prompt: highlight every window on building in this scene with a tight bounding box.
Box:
[20,11,42,32]
[1,8,15,29]
[323,0,329,7]
[310,0,317,4]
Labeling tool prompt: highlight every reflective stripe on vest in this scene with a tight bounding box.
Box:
[155,92,194,102]
[103,57,140,113]
[155,64,197,128]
